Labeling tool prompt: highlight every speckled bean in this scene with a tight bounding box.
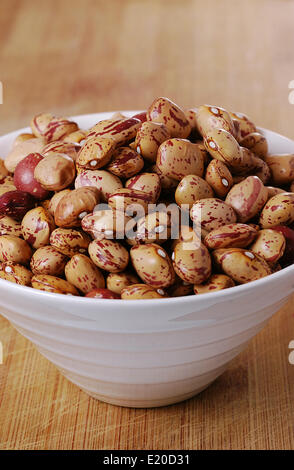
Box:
[204,223,258,249]
[89,238,129,273]
[106,147,144,178]
[205,160,233,197]
[264,154,294,185]
[146,97,191,138]
[175,175,214,208]
[65,253,105,293]
[50,228,91,257]
[125,172,161,203]
[134,121,170,162]
[0,235,32,264]
[172,238,211,284]
[194,274,235,294]
[249,229,286,264]
[21,207,55,248]
[76,136,116,170]
[225,176,268,222]
[213,248,271,283]
[0,262,32,285]
[30,245,67,276]
[54,187,100,228]
[157,139,204,180]
[31,274,79,295]
[130,243,175,288]
[190,198,237,232]
[121,284,165,299]
[259,192,294,228]
[106,271,140,295]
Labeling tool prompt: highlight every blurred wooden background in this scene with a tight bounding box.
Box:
[0,0,294,450]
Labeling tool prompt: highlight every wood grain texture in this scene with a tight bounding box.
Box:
[0,0,294,450]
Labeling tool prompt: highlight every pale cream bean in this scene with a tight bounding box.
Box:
[30,245,67,276]
[194,274,235,294]
[175,175,214,208]
[259,192,294,228]
[89,239,129,273]
[50,228,91,257]
[205,160,233,198]
[21,207,55,249]
[54,187,100,228]
[130,243,175,288]
[172,238,211,284]
[31,274,79,295]
[125,173,161,203]
[13,133,35,147]
[225,176,268,223]
[157,139,204,180]
[121,284,165,299]
[250,229,286,264]
[134,121,170,162]
[264,154,294,185]
[213,248,271,283]
[195,105,235,137]
[0,235,32,264]
[76,136,116,170]
[106,147,144,178]
[34,153,76,191]
[4,137,46,173]
[63,129,87,144]
[204,223,258,249]
[190,198,237,232]
[75,169,123,202]
[48,190,72,216]
[106,271,140,295]
[65,254,105,293]
[146,97,191,138]
[240,132,268,159]
[0,215,22,237]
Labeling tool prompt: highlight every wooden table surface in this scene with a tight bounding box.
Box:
[0,0,294,450]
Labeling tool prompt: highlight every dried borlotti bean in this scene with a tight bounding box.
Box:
[31,274,79,295]
[89,238,129,273]
[30,245,68,276]
[204,223,258,249]
[34,153,76,191]
[240,132,268,159]
[87,117,141,146]
[0,215,22,237]
[0,235,32,265]
[50,228,91,257]
[54,187,100,228]
[175,175,214,208]
[85,288,120,299]
[195,105,235,137]
[81,209,133,240]
[121,284,165,300]
[125,172,161,203]
[194,274,235,294]
[106,147,144,178]
[264,154,294,185]
[106,271,140,295]
[259,193,294,228]
[76,136,116,170]
[225,176,268,223]
[21,207,55,249]
[65,253,105,293]
[228,111,257,138]
[157,139,204,180]
[172,237,211,284]
[0,262,32,286]
[212,248,271,283]
[190,198,237,232]
[205,160,233,198]
[146,97,191,138]
[75,169,123,202]
[130,243,175,288]
[249,229,286,264]
[134,121,170,162]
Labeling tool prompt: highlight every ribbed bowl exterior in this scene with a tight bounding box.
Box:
[0,114,294,407]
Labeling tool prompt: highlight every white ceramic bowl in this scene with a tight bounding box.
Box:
[0,112,294,408]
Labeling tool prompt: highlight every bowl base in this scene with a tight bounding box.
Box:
[79,383,213,408]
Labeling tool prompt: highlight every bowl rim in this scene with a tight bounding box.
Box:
[0,111,293,308]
